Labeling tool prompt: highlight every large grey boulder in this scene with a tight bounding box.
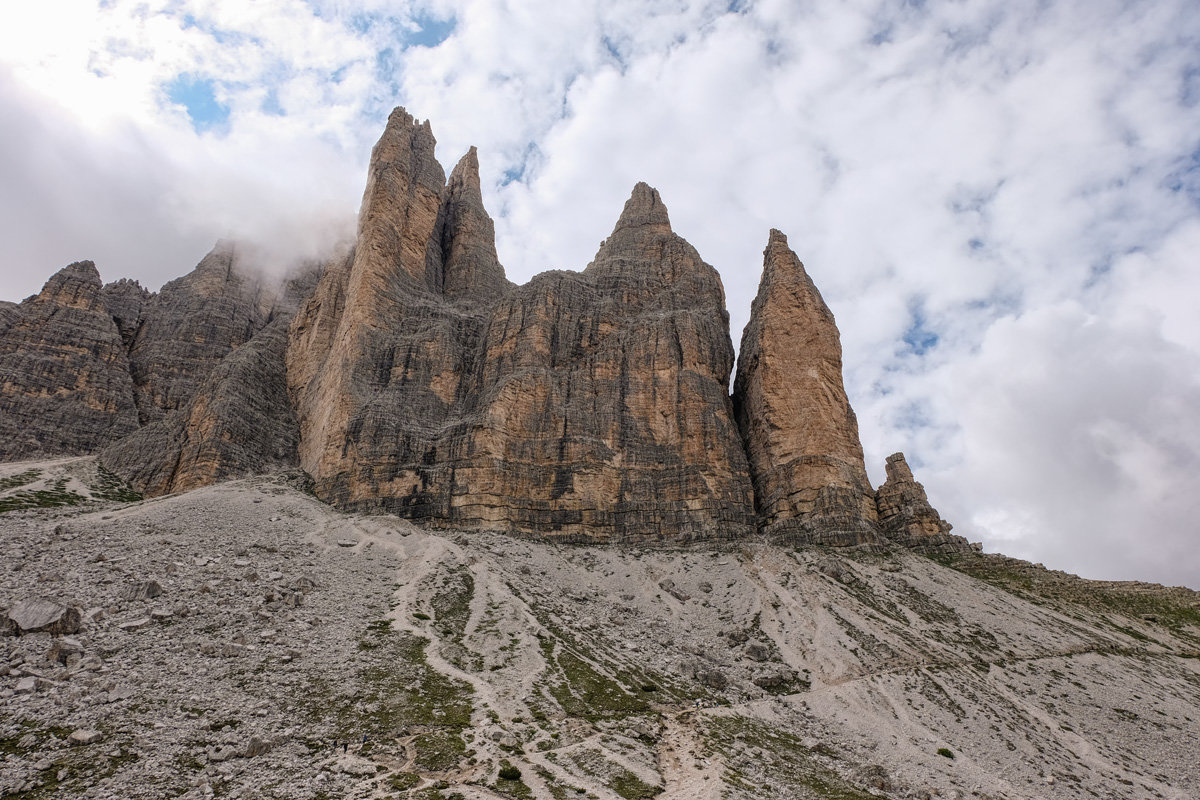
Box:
[5,598,82,636]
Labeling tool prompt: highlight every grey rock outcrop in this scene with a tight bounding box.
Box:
[5,597,82,636]
[128,242,270,424]
[102,267,321,495]
[732,231,879,545]
[100,278,151,350]
[0,261,139,459]
[874,452,968,553]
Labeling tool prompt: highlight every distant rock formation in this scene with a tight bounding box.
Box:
[733,231,880,545]
[875,452,967,553]
[1,107,956,550]
[0,261,139,459]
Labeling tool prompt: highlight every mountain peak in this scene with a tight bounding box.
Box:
[612,181,671,234]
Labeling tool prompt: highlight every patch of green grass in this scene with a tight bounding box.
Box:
[299,622,472,778]
[937,747,955,759]
[938,553,1200,645]
[565,749,662,799]
[412,728,467,772]
[90,464,142,502]
[0,477,86,512]
[432,568,474,640]
[704,715,878,800]
[541,639,649,722]
[387,771,422,791]
[0,469,41,491]
[609,770,663,799]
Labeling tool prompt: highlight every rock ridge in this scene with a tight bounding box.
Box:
[2,107,955,550]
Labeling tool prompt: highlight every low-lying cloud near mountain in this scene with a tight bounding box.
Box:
[2,0,1198,586]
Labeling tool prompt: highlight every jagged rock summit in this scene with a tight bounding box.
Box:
[0,107,961,551]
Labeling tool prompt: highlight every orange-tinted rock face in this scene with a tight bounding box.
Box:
[287,115,755,540]
[0,261,139,459]
[732,230,880,545]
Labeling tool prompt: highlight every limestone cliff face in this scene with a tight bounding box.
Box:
[452,184,754,540]
[128,241,269,424]
[288,114,753,540]
[733,230,879,545]
[0,261,139,459]
[875,452,967,553]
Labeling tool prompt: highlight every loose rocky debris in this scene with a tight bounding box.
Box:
[0,468,1198,799]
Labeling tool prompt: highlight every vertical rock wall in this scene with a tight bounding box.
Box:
[3,107,955,548]
[286,113,754,540]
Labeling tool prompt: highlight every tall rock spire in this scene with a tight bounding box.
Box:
[355,107,446,294]
[436,146,511,301]
[733,230,879,545]
[288,108,450,489]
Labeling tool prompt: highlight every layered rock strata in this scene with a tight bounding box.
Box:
[102,268,321,495]
[0,261,139,459]
[733,230,880,545]
[288,109,754,540]
[127,242,269,424]
[875,452,968,553]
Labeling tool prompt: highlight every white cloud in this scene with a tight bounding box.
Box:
[1,0,1198,586]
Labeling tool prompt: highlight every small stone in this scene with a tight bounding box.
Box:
[744,642,771,662]
[69,729,103,745]
[125,580,164,601]
[244,737,271,758]
[15,676,36,694]
[150,608,174,621]
[107,685,135,703]
[46,637,85,666]
[336,539,357,548]
[119,618,151,632]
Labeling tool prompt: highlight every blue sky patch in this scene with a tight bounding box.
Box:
[408,13,456,48]
[903,304,940,355]
[166,75,230,133]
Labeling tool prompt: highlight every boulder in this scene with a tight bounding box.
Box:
[7,598,82,636]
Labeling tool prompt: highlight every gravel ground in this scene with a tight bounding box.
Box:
[2,458,1199,800]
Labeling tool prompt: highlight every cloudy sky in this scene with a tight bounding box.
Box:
[3,0,1198,587]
